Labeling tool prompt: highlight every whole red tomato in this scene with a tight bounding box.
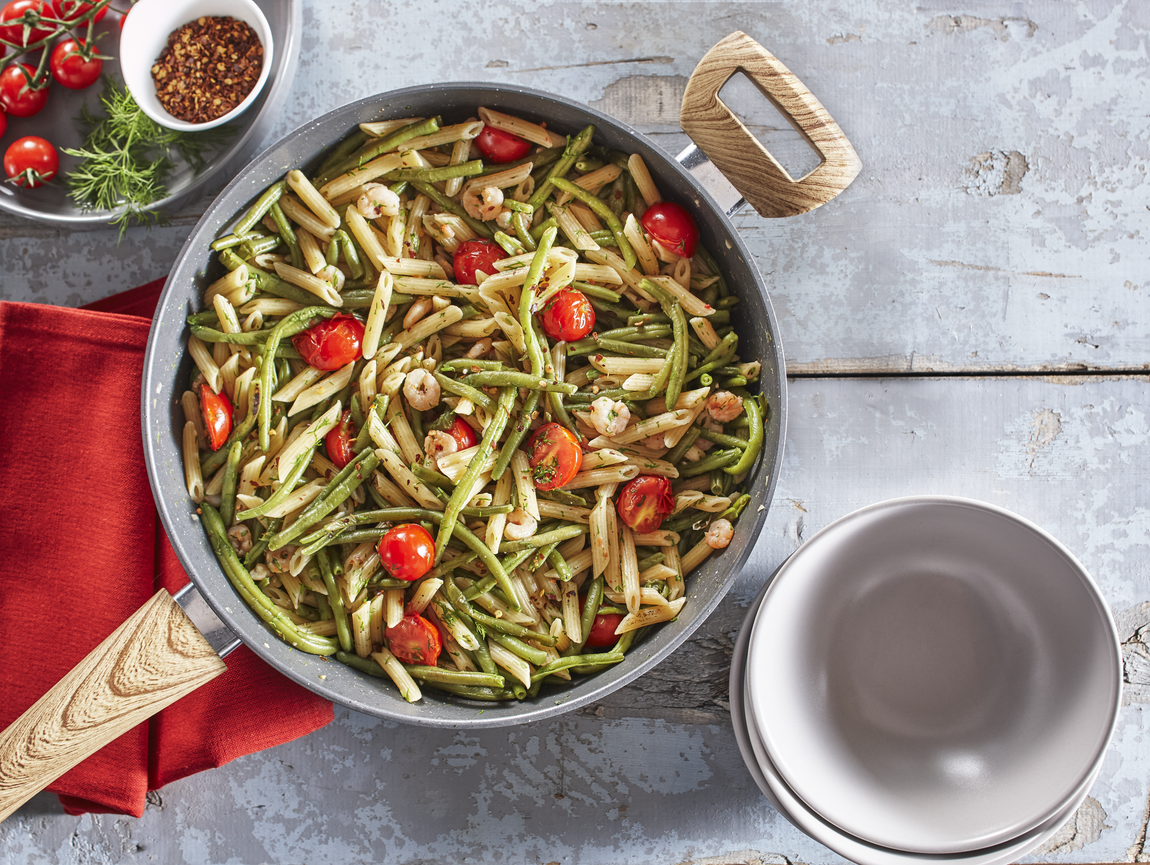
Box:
[324,409,356,468]
[447,416,478,450]
[473,125,530,164]
[4,135,57,188]
[538,288,594,342]
[292,314,364,371]
[386,612,441,665]
[50,0,106,22]
[452,239,503,285]
[199,385,233,451]
[640,201,699,258]
[378,523,435,582]
[0,63,48,118]
[0,0,53,46]
[525,422,582,490]
[616,475,675,533]
[50,38,101,90]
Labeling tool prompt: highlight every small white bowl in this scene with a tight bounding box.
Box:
[119,0,274,131]
[744,497,1122,855]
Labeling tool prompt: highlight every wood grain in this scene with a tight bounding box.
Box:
[0,589,226,822]
[680,31,861,218]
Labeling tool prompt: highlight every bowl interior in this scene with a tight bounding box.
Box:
[142,83,787,728]
[745,496,1121,853]
[120,0,274,131]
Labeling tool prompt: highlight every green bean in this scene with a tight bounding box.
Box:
[233,440,314,521]
[189,326,269,345]
[567,630,637,675]
[232,180,286,235]
[538,488,588,507]
[404,666,506,688]
[462,370,576,393]
[491,389,539,481]
[390,159,484,183]
[528,124,594,210]
[493,230,525,257]
[546,547,574,582]
[518,225,558,378]
[268,202,303,269]
[440,578,556,647]
[550,176,636,270]
[678,448,740,477]
[684,332,738,384]
[531,649,624,682]
[488,631,549,666]
[568,280,621,302]
[502,198,534,215]
[201,504,337,656]
[336,650,386,677]
[696,426,749,449]
[332,229,365,280]
[723,393,764,476]
[413,462,453,488]
[314,129,370,179]
[211,231,263,252]
[219,439,243,526]
[318,549,353,653]
[499,524,587,552]
[321,117,440,182]
[528,216,558,242]
[256,307,338,449]
[431,488,514,517]
[665,425,702,466]
[439,358,505,372]
[512,211,536,251]
[718,493,752,522]
[434,371,496,410]
[424,682,518,701]
[268,449,380,550]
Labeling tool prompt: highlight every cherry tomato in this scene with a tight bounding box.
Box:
[324,410,356,469]
[50,38,101,90]
[386,612,441,665]
[452,238,503,285]
[50,0,106,22]
[292,314,364,371]
[199,385,233,451]
[586,611,624,648]
[0,63,48,118]
[525,422,582,491]
[0,1,53,46]
[4,135,57,188]
[538,288,595,342]
[378,523,435,582]
[640,201,699,258]
[473,125,531,164]
[0,106,7,138]
[447,416,478,450]
[616,475,675,533]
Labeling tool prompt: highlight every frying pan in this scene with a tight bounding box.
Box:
[0,32,859,819]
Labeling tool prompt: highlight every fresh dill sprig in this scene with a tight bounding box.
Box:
[62,77,234,237]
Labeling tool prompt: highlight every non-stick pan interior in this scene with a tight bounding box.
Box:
[143,83,787,728]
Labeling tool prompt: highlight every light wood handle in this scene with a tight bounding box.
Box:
[680,31,862,218]
[0,589,226,821]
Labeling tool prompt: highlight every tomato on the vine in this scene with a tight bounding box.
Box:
[580,595,624,649]
[640,201,699,258]
[616,475,675,533]
[447,416,478,450]
[452,238,503,285]
[538,288,595,342]
[4,135,57,187]
[473,125,530,164]
[50,0,106,22]
[386,612,441,665]
[0,1,53,46]
[378,523,435,582]
[324,409,356,469]
[525,422,582,491]
[199,385,233,451]
[50,38,101,90]
[0,63,48,118]
[292,314,364,371]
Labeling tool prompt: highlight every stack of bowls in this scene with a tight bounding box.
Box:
[730,496,1122,865]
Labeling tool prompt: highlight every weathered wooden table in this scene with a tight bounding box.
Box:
[3,1,1147,862]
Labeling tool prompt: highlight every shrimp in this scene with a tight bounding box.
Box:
[706,391,744,423]
[503,508,538,541]
[228,524,252,556]
[265,545,296,574]
[316,264,345,293]
[423,430,459,471]
[705,518,734,549]
[589,396,631,437]
[462,183,504,221]
[356,183,400,220]
[403,368,441,410]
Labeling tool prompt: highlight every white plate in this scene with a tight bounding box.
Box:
[744,497,1122,854]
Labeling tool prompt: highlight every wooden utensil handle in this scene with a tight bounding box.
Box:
[0,589,226,822]
[680,31,862,218]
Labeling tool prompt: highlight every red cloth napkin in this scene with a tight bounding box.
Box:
[0,279,333,818]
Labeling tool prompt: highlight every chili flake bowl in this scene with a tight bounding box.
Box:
[119,0,274,132]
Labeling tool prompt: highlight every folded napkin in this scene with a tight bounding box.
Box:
[0,280,333,818]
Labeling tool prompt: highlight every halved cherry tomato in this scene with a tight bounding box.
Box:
[0,63,48,118]
[447,416,478,450]
[473,125,530,164]
[50,0,107,23]
[580,594,624,649]
[50,38,101,90]
[386,611,441,665]
[538,288,595,342]
[199,385,233,451]
[525,422,582,491]
[292,314,364,371]
[324,409,356,468]
[4,135,57,188]
[378,523,435,582]
[640,201,699,258]
[452,238,503,285]
[0,1,53,46]
[616,475,675,533]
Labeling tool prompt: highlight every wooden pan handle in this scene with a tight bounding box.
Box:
[0,589,226,822]
[680,31,862,218]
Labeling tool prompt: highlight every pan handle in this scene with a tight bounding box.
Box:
[0,589,226,822]
[680,31,861,219]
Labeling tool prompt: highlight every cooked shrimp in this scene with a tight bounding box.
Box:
[589,396,630,437]
[503,508,538,541]
[705,518,733,549]
[316,264,345,292]
[357,183,400,219]
[403,296,434,330]
[423,430,459,471]
[696,416,723,452]
[706,391,744,423]
[228,524,252,556]
[403,368,441,410]
[266,545,296,574]
[462,184,504,221]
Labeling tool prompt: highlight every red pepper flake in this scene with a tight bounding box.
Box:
[151,16,263,124]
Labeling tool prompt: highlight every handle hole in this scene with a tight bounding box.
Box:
[718,71,824,181]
